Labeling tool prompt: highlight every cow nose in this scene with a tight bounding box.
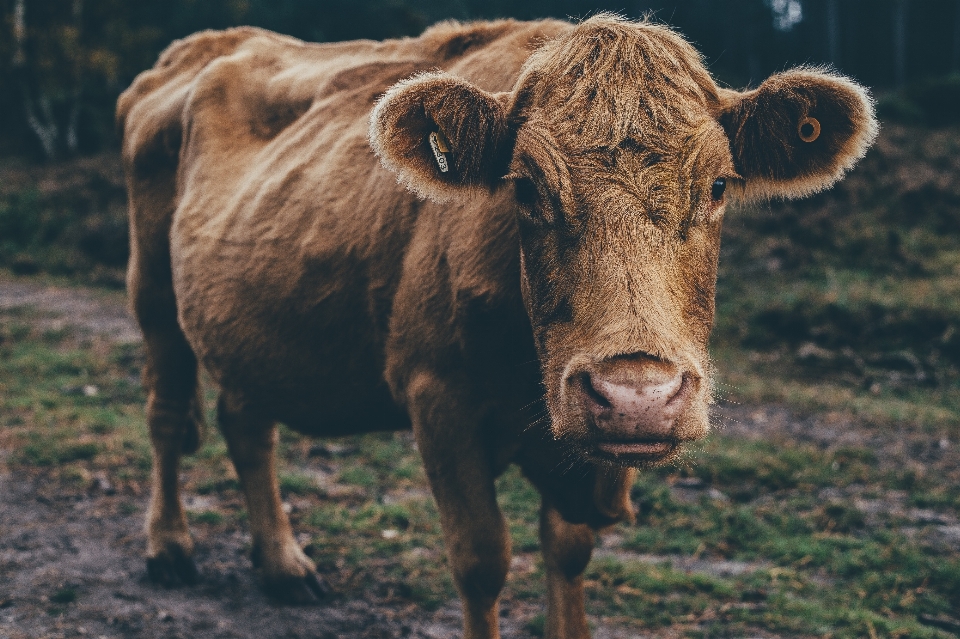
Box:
[573,358,694,440]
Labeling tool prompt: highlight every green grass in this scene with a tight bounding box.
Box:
[279,470,319,495]
[615,454,960,637]
[0,315,152,481]
[195,510,227,525]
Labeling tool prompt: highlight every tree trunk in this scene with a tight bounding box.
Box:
[13,0,58,160]
[746,2,759,85]
[67,0,84,155]
[953,0,960,72]
[894,0,908,89]
[827,0,840,66]
[66,97,81,155]
[24,97,59,159]
[12,0,25,66]
[14,0,59,160]
[15,0,85,159]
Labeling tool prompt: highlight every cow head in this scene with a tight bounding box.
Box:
[371,16,877,467]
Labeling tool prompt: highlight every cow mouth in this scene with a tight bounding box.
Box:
[592,438,680,464]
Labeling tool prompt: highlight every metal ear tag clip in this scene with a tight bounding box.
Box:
[429,131,450,173]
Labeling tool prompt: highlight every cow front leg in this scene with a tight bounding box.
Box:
[218,394,329,603]
[540,503,594,639]
[408,372,511,639]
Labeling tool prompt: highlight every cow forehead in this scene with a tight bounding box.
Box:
[512,17,721,149]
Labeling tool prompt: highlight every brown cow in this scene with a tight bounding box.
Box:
[117,15,876,639]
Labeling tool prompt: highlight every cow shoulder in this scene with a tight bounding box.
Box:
[117,27,281,176]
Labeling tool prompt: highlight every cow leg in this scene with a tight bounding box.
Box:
[126,139,206,586]
[408,372,511,639]
[540,503,595,639]
[141,336,203,586]
[131,258,204,585]
[217,394,329,603]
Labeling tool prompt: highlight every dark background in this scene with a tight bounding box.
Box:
[1,0,959,160]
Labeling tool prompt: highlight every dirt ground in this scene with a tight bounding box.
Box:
[1,280,958,639]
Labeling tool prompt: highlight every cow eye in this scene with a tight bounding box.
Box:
[514,177,538,209]
[513,176,560,226]
[711,177,726,201]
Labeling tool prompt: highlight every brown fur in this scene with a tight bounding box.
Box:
[119,14,875,638]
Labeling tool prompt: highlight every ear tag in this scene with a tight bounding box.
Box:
[798,117,821,143]
[429,131,450,173]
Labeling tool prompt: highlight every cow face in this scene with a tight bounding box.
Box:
[371,16,877,467]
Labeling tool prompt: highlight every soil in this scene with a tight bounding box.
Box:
[1,279,958,639]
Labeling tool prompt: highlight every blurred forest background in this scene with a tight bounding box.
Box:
[1,0,960,159]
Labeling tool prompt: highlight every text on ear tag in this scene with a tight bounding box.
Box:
[429,131,449,173]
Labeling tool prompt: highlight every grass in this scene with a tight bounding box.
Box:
[612,445,960,637]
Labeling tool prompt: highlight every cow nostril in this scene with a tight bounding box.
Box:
[576,372,611,409]
[665,374,694,408]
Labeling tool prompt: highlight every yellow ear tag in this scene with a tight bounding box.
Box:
[429,131,450,173]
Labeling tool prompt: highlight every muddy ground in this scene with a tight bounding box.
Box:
[1,280,958,639]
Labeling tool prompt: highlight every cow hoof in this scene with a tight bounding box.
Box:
[263,571,332,604]
[147,546,200,587]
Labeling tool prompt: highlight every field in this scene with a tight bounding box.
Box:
[1,122,960,638]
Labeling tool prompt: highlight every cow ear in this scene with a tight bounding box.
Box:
[718,68,878,201]
[370,72,512,202]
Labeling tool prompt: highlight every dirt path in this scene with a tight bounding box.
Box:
[0,280,139,344]
[0,470,461,639]
[2,279,958,639]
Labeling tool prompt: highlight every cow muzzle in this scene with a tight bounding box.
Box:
[564,353,700,463]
